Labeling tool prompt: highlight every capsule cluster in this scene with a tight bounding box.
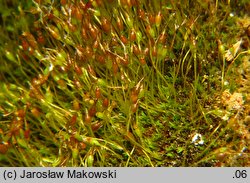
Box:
[29,0,170,75]
[10,0,174,163]
[19,0,174,124]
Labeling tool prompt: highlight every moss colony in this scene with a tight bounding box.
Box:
[0,0,250,166]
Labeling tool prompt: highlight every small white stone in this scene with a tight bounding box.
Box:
[192,133,204,146]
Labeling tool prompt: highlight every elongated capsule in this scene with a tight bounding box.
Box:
[138,9,145,20]
[148,13,155,24]
[95,87,101,99]
[88,104,97,117]
[57,79,67,88]
[72,148,79,160]
[217,39,225,55]
[46,25,61,40]
[86,154,94,167]
[72,6,82,20]
[89,24,98,40]
[116,17,124,31]
[97,78,107,87]
[155,11,162,28]
[0,143,9,154]
[112,61,119,75]
[24,129,30,139]
[85,46,93,59]
[81,27,88,40]
[56,51,67,66]
[121,54,129,66]
[67,21,77,32]
[159,32,167,44]
[17,138,28,149]
[31,107,41,117]
[120,0,127,6]
[5,50,16,62]
[60,0,67,5]
[70,114,77,126]
[73,100,80,111]
[34,0,42,4]
[120,35,128,44]
[125,14,133,28]
[93,39,99,49]
[21,38,29,51]
[144,47,149,56]
[130,28,136,41]
[31,75,48,87]
[85,109,92,124]
[126,0,132,7]
[131,101,139,113]
[37,31,46,45]
[131,91,138,104]
[15,109,26,118]
[79,1,86,10]
[95,0,103,6]
[22,32,38,49]
[96,54,106,64]
[76,45,85,60]
[146,25,155,38]
[79,142,87,150]
[131,0,138,6]
[152,45,157,57]
[102,98,109,108]
[87,65,96,77]
[91,122,102,131]
[73,79,82,88]
[37,74,49,86]
[74,64,83,75]
[139,57,146,65]
[101,17,111,33]
[132,45,139,55]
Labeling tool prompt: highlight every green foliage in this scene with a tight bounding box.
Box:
[0,0,249,167]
